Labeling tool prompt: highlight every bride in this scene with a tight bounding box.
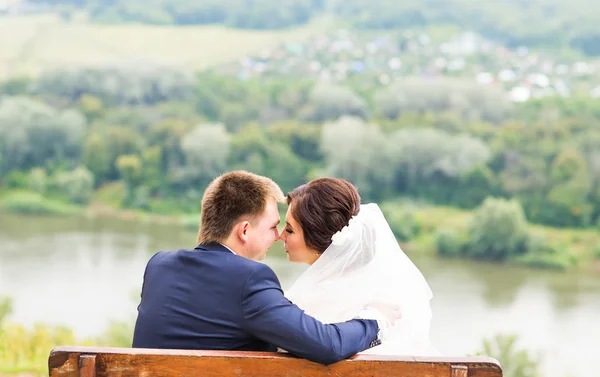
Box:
[280,177,436,355]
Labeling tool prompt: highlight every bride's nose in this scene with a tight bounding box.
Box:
[278,229,286,241]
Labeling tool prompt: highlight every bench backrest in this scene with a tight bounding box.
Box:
[49,346,502,377]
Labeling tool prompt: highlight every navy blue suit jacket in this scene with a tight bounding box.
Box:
[132,243,379,365]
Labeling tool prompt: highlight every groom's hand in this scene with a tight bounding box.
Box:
[356,305,402,344]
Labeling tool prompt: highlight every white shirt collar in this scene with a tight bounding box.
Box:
[220,243,237,255]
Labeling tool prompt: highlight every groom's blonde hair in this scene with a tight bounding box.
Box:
[197,171,285,244]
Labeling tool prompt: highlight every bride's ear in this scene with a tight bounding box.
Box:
[236,220,251,244]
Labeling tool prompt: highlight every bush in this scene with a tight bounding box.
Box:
[128,185,151,210]
[53,167,95,205]
[477,334,541,377]
[513,250,577,270]
[466,197,530,261]
[528,194,593,228]
[27,168,48,193]
[0,297,12,325]
[0,322,78,375]
[2,171,29,189]
[594,243,600,260]
[0,296,81,375]
[435,228,468,257]
[382,205,422,242]
[94,320,134,348]
[511,233,578,270]
[0,295,134,375]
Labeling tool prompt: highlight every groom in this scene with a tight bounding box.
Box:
[132,170,381,365]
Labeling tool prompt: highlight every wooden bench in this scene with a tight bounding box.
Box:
[49,346,502,377]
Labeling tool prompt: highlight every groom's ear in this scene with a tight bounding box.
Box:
[236,220,251,243]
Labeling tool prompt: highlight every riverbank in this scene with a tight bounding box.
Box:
[403,204,600,271]
[0,187,199,227]
[1,186,598,271]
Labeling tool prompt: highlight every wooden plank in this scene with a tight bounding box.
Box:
[49,346,502,377]
[452,365,469,377]
[78,355,96,377]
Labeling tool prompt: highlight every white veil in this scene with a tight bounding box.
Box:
[285,203,436,355]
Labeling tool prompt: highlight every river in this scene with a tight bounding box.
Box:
[0,212,598,377]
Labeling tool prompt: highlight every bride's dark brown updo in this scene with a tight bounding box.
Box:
[286,178,361,253]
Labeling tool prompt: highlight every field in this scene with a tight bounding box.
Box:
[0,14,321,79]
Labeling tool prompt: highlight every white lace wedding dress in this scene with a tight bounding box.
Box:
[285,204,437,355]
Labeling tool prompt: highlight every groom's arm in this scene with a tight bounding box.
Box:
[240,263,379,365]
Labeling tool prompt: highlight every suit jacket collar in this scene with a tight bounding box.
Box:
[194,242,234,254]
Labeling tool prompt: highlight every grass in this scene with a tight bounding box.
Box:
[402,205,472,255]
[0,191,81,216]
[528,222,599,265]
[0,13,327,79]
[91,181,126,208]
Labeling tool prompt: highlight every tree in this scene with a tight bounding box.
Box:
[455,165,497,208]
[375,78,513,123]
[577,130,600,220]
[36,63,195,105]
[78,94,103,121]
[194,73,269,123]
[467,197,530,261]
[141,146,163,194]
[0,97,86,175]
[82,132,112,184]
[219,103,249,132]
[301,84,368,123]
[116,154,143,203]
[105,127,144,180]
[321,116,391,199]
[230,125,307,192]
[265,121,322,162]
[545,149,593,226]
[500,153,547,196]
[174,123,231,188]
[389,128,491,192]
[432,134,492,178]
